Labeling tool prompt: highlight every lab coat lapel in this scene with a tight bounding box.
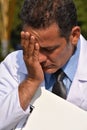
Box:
[67,35,87,110]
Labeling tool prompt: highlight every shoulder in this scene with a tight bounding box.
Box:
[0,50,24,72]
[5,50,23,61]
[3,50,23,64]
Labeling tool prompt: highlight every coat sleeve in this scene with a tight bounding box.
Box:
[0,52,30,130]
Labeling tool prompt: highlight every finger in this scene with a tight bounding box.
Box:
[21,31,31,56]
[33,42,40,61]
[28,35,36,57]
[21,31,25,48]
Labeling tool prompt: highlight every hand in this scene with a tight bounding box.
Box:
[21,31,44,84]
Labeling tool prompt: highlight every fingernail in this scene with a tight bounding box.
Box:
[31,35,34,40]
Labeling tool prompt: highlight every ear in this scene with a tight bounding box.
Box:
[70,26,81,46]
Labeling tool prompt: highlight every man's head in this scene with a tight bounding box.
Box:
[20,0,78,41]
[20,0,80,73]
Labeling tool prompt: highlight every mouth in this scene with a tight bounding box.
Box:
[42,64,56,70]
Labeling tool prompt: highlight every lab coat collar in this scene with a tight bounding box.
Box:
[76,35,87,81]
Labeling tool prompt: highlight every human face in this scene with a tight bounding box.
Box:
[23,23,75,74]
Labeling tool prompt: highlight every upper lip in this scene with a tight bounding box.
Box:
[42,65,53,69]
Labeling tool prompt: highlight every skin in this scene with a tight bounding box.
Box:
[19,23,80,110]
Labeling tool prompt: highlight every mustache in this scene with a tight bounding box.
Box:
[40,62,55,69]
[40,62,48,68]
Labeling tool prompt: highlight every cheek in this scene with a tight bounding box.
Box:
[48,52,61,63]
[55,46,73,66]
[48,47,70,66]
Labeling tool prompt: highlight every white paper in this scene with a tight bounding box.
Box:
[22,87,87,130]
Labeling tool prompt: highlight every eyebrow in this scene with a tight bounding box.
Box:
[40,44,60,50]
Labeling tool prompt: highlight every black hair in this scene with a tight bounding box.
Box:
[20,0,78,40]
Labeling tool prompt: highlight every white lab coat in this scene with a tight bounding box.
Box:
[0,35,87,130]
[67,35,87,110]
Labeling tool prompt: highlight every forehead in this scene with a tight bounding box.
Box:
[23,23,62,46]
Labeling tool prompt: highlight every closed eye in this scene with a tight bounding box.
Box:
[40,45,60,53]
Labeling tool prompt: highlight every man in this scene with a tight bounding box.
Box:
[0,0,87,129]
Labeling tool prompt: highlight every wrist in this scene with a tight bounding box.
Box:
[18,78,42,110]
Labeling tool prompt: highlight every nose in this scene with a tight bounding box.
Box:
[39,52,47,63]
